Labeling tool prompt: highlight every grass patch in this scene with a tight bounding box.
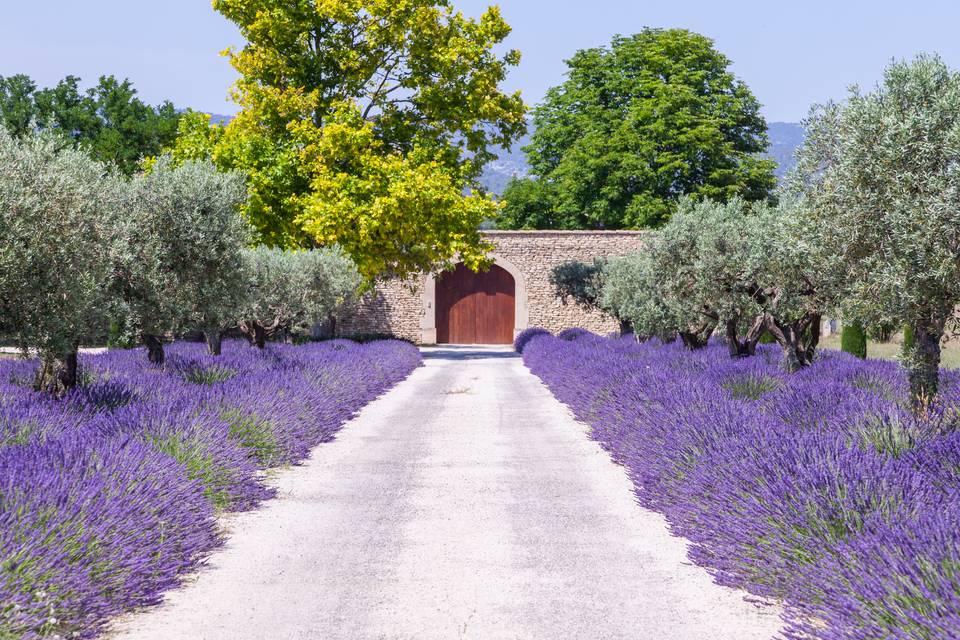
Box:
[182,365,235,385]
[820,334,960,369]
[220,409,281,466]
[149,434,236,510]
[723,374,780,400]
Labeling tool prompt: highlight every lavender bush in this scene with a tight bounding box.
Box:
[513,327,550,354]
[0,339,420,639]
[522,333,960,639]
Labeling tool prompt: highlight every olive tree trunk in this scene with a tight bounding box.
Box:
[678,319,717,351]
[34,349,79,395]
[762,313,821,372]
[205,330,224,356]
[142,333,165,366]
[904,316,947,408]
[725,315,766,359]
[243,324,266,348]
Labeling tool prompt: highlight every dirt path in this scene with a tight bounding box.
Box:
[109,346,782,640]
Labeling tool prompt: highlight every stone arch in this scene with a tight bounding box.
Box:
[420,253,528,344]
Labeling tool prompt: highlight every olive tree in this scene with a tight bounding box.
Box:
[796,55,960,399]
[598,196,833,368]
[657,198,767,354]
[742,199,834,371]
[237,247,361,348]
[599,252,682,343]
[0,129,123,393]
[550,258,638,334]
[113,157,249,363]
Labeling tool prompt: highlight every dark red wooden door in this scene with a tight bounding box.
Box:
[436,263,515,344]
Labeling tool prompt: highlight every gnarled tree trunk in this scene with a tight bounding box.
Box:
[904,315,948,408]
[35,349,79,395]
[239,322,267,348]
[142,333,165,366]
[725,314,766,359]
[205,329,224,356]
[762,313,821,372]
[678,318,717,351]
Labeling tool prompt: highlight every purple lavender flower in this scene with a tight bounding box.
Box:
[0,338,421,638]
[522,335,960,639]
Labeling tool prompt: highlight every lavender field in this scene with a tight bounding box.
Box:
[521,331,960,640]
[0,339,421,639]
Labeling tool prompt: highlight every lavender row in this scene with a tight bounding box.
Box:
[521,331,960,640]
[0,339,421,639]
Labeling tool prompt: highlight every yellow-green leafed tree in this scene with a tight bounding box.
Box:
[194,0,527,280]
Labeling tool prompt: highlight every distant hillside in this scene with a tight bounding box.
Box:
[478,122,806,195]
[765,122,805,179]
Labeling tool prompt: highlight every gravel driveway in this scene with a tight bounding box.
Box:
[109,346,782,640]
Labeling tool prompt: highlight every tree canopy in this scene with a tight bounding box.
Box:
[499,28,776,230]
[795,54,960,400]
[0,129,125,392]
[174,0,527,280]
[0,74,182,174]
[112,157,250,364]
[236,247,361,348]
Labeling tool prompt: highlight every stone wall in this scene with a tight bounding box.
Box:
[339,230,647,344]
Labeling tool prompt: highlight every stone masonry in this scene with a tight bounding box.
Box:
[339,230,647,344]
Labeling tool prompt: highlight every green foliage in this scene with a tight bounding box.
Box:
[220,409,281,466]
[796,55,960,399]
[903,325,915,351]
[106,317,137,349]
[600,198,760,347]
[501,28,776,230]
[598,195,832,364]
[182,365,236,386]
[113,157,250,348]
[550,259,606,308]
[599,252,684,342]
[150,433,237,511]
[0,74,181,174]
[868,322,895,343]
[723,374,780,401]
[498,178,560,229]
[238,247,362,344]
[188,0,527,280]
[841,322,868,359]
[0,128,124,387]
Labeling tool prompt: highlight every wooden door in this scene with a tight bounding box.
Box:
[436,263,515,344]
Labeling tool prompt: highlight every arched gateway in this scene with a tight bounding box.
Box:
[338,231,646,344]
[435,263,515,344]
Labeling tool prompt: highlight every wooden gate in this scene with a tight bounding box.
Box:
[436,263,515,344]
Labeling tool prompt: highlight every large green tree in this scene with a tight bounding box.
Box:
[0,74,181,174]
[500,28,776,230]
[181,0,527,280]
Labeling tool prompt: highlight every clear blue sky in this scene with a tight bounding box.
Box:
[2,0,959,122]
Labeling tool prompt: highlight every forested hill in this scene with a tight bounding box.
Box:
[477,121,806,195]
